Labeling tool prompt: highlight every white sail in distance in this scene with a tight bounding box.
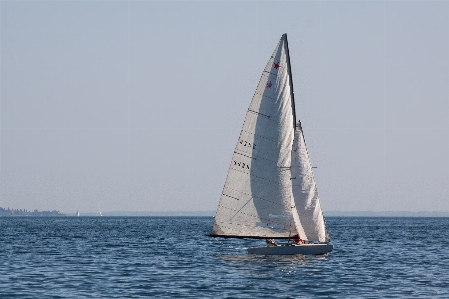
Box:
[291,122,330,242]
[210,34,307,239]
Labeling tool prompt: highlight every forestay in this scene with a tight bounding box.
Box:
[210,34,307,239]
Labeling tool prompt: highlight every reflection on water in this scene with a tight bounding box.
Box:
[217,251,327,265]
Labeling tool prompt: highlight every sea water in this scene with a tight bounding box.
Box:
[1,217,448,298]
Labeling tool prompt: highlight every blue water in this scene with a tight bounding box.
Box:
[1,217,448,298]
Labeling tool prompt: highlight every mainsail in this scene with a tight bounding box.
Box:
[210,34,328,241]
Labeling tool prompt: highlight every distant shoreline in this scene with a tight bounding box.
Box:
[3,207,449,218]
[0,207,66,217]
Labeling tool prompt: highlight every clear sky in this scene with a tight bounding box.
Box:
[1,1,448,214]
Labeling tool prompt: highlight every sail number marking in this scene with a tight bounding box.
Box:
[239,140,256,149]
[233,160,250,170]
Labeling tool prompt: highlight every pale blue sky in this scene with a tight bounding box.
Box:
[1,1,448,213]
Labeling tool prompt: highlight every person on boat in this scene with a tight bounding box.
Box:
[292,234,305,245]
[266,239,277,246]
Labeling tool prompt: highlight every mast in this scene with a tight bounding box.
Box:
[283,33,297,129]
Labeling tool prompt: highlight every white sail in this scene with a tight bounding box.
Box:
[291,121,329,242]
[211,34,307,239]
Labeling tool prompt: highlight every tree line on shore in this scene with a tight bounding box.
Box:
[0,207,65,216]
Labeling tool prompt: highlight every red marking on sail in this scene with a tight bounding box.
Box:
[266,81,272,88]
[274,63,280,69]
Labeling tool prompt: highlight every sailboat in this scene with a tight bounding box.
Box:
[209,34,333,255]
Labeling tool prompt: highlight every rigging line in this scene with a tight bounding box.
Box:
[230,197,253,220]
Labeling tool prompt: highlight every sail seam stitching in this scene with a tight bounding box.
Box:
[215,224,286,235]
[221,194,280,207]
[247,109,270,118]
[229,168,297,187]
[241,130,276,142]
[233,151,280,164]
[253,92,278,102]
[222,187,289,206]
[229,168,291,186]
[218,204,288,223]
[263,70,280,76]
[233,151,256,160]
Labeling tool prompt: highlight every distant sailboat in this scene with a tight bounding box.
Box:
[209,34,333,255]
[76,210,80,217]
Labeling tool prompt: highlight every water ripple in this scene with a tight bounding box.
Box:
[1,217,448,298]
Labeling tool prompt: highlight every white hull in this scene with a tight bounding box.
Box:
[248,243,333,255]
